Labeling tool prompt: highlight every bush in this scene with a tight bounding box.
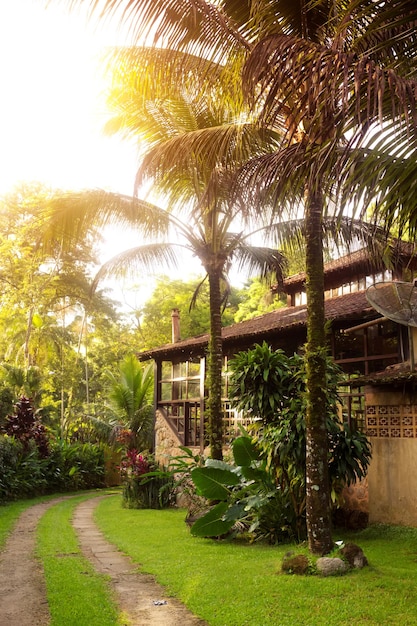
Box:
[0,436,47,502]
[45,441,106,492]
[120,450,175,509]
[0,435,105,502]
[212,343,373,543]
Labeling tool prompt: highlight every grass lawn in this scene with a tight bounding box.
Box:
[0,494,61,549]
[36,493,125,626]
[95,494,417,626]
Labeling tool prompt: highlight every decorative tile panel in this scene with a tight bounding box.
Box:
[366,405,417,437]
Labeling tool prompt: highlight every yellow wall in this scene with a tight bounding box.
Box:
[368,438,417,525]
[366,386,417,526]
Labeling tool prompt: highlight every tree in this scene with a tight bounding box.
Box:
[53,0,417,553]
[105,354,154,451]
[43,64,289,460]
[0,185,133,434]
[238,2,417,554]
[233,277,285,323]
[139,276,241,349]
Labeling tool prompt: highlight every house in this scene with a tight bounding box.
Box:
[139,242,417,526]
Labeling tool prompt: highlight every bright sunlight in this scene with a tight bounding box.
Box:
[0,0,137,195]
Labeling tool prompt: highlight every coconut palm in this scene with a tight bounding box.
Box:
[238,2,417,554]
[53,0,417,553]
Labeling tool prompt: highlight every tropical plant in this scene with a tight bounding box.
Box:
[226,343,372,538]
[2,396,49,458]
[0,436,47,502]
[43,136,288,465]
[120,449,175,509]
[104,353,154,450]
[45,440,105,491]
[52,0,417,553]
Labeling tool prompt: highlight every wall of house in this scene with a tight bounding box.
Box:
[154,409,189,465]
[365,386,417,526]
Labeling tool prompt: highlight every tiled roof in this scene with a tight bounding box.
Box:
[139,289,375,360]
[282,241,417,294]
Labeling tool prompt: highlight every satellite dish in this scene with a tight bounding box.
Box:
[366,281,417,327]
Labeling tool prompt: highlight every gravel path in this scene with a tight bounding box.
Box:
[0,495,208,626]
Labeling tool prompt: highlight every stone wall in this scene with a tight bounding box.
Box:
[154,409,200,466]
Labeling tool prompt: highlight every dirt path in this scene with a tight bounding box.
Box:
[0,498,65,626]
[0,495,208,626]
[73,496,207,626]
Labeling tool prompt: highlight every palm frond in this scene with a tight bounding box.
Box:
[92,243,183,289]
[232,243,287,288]
[243,26,417,150]
[64,0,249,62]
[42,190,174,250]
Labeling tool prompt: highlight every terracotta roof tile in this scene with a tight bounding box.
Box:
[139,290,375,360]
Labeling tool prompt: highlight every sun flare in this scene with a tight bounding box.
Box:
[0,0,137,195]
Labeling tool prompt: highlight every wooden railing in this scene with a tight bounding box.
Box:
[157,400,252,447]
[157,388,365,448]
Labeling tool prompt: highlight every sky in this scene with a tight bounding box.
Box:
[0,0,138,196]
[0,1,202,312]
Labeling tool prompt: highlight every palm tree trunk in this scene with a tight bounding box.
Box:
[207,269,224,460]
[304,184,333,555]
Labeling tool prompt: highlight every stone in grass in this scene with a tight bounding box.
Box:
[316,557,348,576]
[281,553,311,575]
[339,543,368,569]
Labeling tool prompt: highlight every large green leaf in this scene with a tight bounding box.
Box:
[190,502,234,537]
[191,466,240,499]
[232,436,260,467]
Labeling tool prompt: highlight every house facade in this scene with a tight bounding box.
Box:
[139,243,417,526]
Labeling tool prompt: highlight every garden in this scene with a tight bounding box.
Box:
[2,492,417,626]
[2,344,416,624]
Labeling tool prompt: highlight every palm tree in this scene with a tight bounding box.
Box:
[53,0,417,553]
[238,2,417,554]
[105,354,154,451]
[45,193,287,463]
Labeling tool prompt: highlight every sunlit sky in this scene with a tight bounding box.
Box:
[0,0,137,195]
[0,1,203,312]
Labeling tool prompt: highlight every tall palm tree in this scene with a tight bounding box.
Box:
[45,194,287,462]
[238,2,417,554]
[53,0,417,553]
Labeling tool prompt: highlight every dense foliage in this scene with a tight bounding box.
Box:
[187,344,372,543]
[120,449,175,509]
[0,395,105,502]
[0,436,105,503]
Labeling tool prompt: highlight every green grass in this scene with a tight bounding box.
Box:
[36,494,125,626]
[95,495,417,626]
[0,494,58,549]
[0,490,111,550]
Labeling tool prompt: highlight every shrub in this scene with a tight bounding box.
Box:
[120,450,175,509]
[0,436,47,502]
[0,435,105,502]
[206,343,373,543]
[45,441,105,492]
[3,396,49,458]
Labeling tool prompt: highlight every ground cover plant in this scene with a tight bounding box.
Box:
[36,494,124,626]
[95,494,417,626]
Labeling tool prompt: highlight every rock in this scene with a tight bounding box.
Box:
[339,543,368,569]
[316,557,348,576]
